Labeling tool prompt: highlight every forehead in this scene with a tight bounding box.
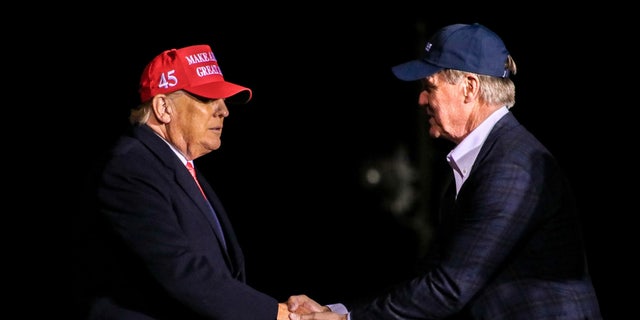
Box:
[170,90,220,107]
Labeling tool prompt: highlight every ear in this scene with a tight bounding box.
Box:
[151,95,172,124]
[463,74,479,102]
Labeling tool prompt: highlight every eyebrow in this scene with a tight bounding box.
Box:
[421,79,437,92]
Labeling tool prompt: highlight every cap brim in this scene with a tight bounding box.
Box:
[391,59,443,81]
[186,81,253,104]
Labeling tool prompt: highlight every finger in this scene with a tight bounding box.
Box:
[289,313,300,320]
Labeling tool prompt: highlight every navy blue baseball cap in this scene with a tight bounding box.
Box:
[392,23,511,81]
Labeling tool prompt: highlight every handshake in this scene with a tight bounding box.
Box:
[277,294,347,320]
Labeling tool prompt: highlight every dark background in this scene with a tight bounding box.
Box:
[71,6,623,319]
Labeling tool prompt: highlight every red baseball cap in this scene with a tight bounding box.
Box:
[138,44,252,103]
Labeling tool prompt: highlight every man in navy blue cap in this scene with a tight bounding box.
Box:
[285,23,602,320]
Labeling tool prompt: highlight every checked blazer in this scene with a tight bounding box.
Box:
[349,112,602,319]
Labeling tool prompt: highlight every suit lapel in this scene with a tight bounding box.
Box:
[132,124,239,275]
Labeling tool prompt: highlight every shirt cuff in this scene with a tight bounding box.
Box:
[326,303,348,315]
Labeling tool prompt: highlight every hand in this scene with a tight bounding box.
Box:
[287,294,328,314]
[286,295,346,320]
[277,303,292,320]
[278,296,325,320]
[289,310,347,320]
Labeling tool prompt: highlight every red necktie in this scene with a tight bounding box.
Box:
[186,162,206,198]
[186,161,227,250]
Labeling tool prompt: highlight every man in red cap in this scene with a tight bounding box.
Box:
[85,44,295,319]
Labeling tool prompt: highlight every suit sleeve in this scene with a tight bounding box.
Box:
[350,152,546,319]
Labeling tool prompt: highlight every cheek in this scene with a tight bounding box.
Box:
[430,106,454,131]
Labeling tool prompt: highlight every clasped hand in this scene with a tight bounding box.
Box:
[277,294,347,320]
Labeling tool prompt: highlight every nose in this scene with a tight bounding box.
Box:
[217,101,229,117]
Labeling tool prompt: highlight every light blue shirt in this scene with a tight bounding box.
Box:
[447,106,509,196]
[327,304,349,319]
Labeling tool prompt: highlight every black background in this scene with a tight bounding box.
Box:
[71,5,623,319]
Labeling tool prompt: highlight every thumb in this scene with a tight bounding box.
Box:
[289,313,301,320]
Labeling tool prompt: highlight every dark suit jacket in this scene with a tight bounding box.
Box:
[86,124,278,319]
[349,112,602,319]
